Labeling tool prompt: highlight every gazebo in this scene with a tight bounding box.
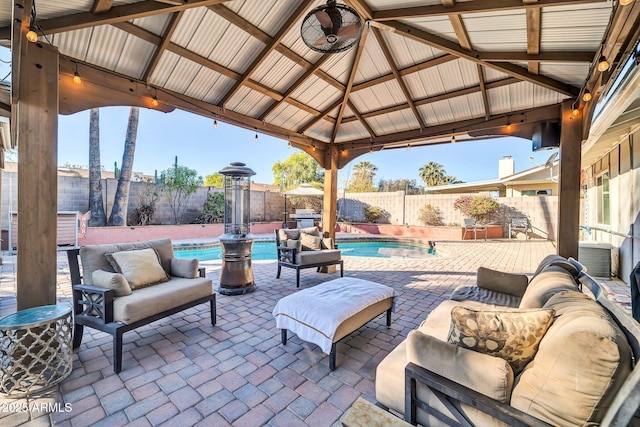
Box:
[1,0,639,309]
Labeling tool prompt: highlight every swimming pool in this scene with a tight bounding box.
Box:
[174,240,437,261]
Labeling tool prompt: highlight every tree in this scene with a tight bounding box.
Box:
[194,191,225,224]
[454,195,500,224]
[108,107,139,226]
[377,178,423,194]
[272,152,323,191]
[160,161,204,224]
[419,161,445,187]
[204,172,224,187]
[129,178,159,226]
[346,161,377,192]
[88,108,106,226]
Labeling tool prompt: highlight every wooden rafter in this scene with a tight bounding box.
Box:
[344,0,373,20]
[526,0,542,75]
[219,2,309,108]
[477,65,491,120]
[259,55,332,121]
[376,20,579,97]
[91,0,114,14]
[343,77,519,123]
[331,28,369,143]
[300,98,343,134]
[142,11,183,84]
[373,0,607,21]
[372,27,426,129]
[348,100,376,137]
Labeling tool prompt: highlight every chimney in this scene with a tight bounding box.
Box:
[499,156,515,179]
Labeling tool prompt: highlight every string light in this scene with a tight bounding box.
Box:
[369,143,374,153]
[620,0,634,5]
[254,133,259,142]
[26,28,38,42]
[406,144,411,150]
[451,134,456,143]
[597,56,610,72]
[151,96,159,108]
[72,62,82,85]
[582,90,592,102]
[213,120,218,129]
[506,120,512,131]
[288,141,291,148]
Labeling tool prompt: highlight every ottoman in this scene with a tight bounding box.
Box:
[272,277,397,369]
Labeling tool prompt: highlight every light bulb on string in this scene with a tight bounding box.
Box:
[597,56,610,72]
[213,120,218,129]
[26,29,38,43]
[583,90,592,102]
[72,63,82,85]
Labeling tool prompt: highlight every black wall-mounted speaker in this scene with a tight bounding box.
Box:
[532,122,561,151]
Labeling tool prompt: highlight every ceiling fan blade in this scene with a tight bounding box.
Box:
[337,24,360,39]
[315,10,333,29]
[314,35,328,46]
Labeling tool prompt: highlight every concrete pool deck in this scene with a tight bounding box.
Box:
[0,239,631,426]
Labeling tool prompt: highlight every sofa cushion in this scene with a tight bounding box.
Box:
[518,267,580,309]
[447,306,555,374]
[511,291,633,426]
[476,267,529,297]
[321,237,335,250]
[91,269,132,297]
[286,239,302,253]
[407,330,515,403]
[106,248,169,290]
[300,226,320,237]
[450,285,521,308]
[113,276,213,324]
[79,239,174,284]
[295,249,341,266]
[300,232,322,251]
[171,257,199,279]
[278,229,300,241]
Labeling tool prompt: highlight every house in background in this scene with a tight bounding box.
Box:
[425,155,559,197]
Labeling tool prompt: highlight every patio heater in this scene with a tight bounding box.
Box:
[218,162,256,295]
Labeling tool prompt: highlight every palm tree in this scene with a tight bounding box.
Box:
[88,108,106,226]
[348,161,378,192]
[108,107,139,226]
[419,161,446,187]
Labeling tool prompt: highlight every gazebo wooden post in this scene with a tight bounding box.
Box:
[557,99,583,259]
[322,145,339,241]
[13,37,59,310]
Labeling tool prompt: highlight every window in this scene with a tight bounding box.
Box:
[596,172,610,225]
[522,189,551,196]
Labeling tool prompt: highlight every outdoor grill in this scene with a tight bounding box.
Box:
[218,162,256,295]
[289,209,321,228]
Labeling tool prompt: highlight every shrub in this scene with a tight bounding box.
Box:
[129,179,158,226]
[418,204,443,226]
[363,206,384,223]
[194,191,224,224]
[454,195,499,224]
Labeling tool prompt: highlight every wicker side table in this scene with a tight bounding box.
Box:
[0,305,73,397]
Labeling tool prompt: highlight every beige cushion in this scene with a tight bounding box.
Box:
[286,239,302,253]
[477,267,529,297]
[171,257,199,279]
[106,248,169,290]
[91,269,132,297]
[300,232,322,251]
[511,291,633,426]
[447,306,555,374]
[407,330,514,403]
[113,276,212,324]
[300,226,320,236]
[296,249,341,266]
[79,239,173,284]
[278,229,300,241]
[519,268,580,309]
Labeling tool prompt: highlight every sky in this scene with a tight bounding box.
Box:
[0,47,558,188]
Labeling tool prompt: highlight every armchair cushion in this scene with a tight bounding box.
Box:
[278,229,300,241]
[171,257,199,279]
[477,267,529,297]
[91,269,132,297]
[407,330,514,403]
[105,248,170,290]
[296,249,341,266]
[321,237,335,250]
[286,239,302,253]
[300,232,323,251]
[447,306,555,374]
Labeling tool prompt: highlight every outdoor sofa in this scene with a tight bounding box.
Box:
[376,254,640,426]
[67,238,216,373]
[275,226,343,287]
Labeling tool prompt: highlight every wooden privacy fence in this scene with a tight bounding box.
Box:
[9,211,89,254]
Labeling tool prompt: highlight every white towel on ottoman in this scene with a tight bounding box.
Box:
[272,277,398,354]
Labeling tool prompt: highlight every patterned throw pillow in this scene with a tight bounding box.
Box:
[447,306,555,374]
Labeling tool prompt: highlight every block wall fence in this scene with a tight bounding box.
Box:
[0,171,557,239]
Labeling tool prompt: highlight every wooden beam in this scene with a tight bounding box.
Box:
[378,20,580,97]
[331,29,369,143]
[347,100,376,137]
[322,145,340,240]
[557,100,582,258]
[478,65,491,120]
[526,1,541,74]
[91,0,114,14]
[476,51,593,62]
[300,97,343,134]
[372,27,426,129]
[219,2,309,107]
[345,0,373,20]
[16,41,59,309]
[142,11,183,84]
[208,4,271,44]
[373,0,607,21]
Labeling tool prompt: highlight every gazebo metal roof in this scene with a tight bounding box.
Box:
[2,0,638,168]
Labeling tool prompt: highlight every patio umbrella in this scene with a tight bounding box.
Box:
[282,184,324,228]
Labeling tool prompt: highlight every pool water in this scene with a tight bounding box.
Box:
[174,240,437,261]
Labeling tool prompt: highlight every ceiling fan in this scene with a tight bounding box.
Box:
[300,0,363,54]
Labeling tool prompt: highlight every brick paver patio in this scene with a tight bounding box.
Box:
[0,239,630,426]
